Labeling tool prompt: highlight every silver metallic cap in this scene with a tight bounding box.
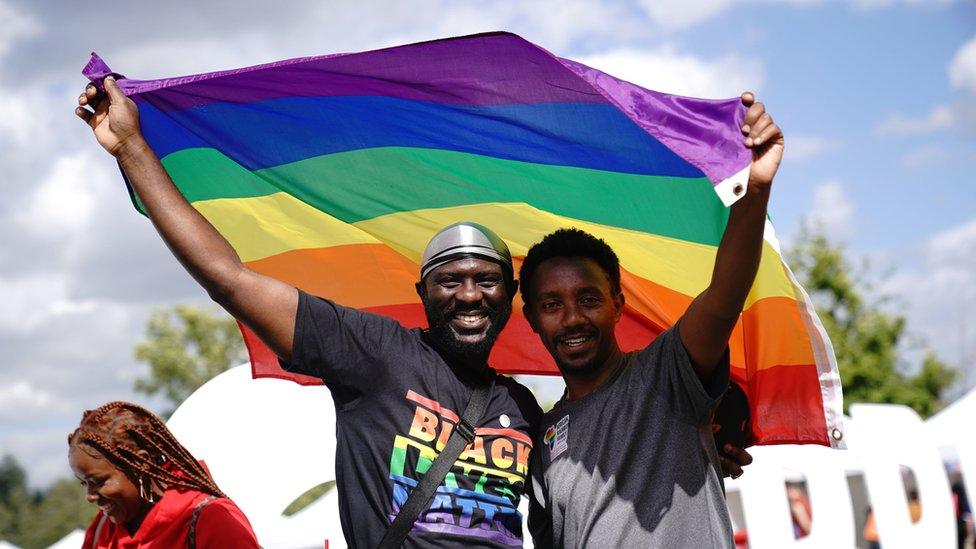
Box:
[420,222,512,280]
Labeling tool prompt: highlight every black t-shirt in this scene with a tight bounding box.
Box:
[282,291,543,548]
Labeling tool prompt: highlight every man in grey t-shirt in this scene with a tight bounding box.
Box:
[520,93,783,547]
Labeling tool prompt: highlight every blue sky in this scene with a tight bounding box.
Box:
[0,0,973,488]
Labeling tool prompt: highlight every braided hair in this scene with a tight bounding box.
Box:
[68,401,225,499]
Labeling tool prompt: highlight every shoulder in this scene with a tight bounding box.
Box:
[194,497,259,545]
[301,291,399,327]
[639,325,678,354]
[300,289,421,347]
[495,375,543,418]
[630,325,688,371]
[196,496,250,522]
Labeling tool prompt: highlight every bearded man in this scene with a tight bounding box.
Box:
[77,76,540,548]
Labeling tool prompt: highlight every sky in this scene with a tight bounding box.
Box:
[1,0,974,488]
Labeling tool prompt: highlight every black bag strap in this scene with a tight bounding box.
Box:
[378,377,495,549]
[188,495,217,549]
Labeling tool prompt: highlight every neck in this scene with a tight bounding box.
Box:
[450,353,493,384]
[423,331,493,384]
[123,500,155,535]
[562,346,625,401]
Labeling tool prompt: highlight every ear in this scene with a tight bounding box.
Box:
[415,281,425,300]
[522,302,540,333]
[507,279,519,304]
[613,291,625,323]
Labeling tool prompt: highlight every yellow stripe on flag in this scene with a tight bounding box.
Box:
[193,192,380,262]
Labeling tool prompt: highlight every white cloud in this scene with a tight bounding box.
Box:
[579,46,764,98]
[788,135,842,161]
[850,0,956,9]
[0,274,69,333]
[0,427,76,489]
[874,105,954,137]
[900,145,952,169]
[881,217,976,387]
[0,92,36,150]
[877,36,976,139]
[0,1,40,59]
[809,180,855,241]
[636,0,736,30]
[0,272,101,335]
[0,381,55,419]
[70,1,640,82]
[949,34,976,93]
[929,217,976,265]
[635,0,955,30]
[17,151,107,238]
[635,0,827,30]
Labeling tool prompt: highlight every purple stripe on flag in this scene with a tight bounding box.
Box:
[557,57,751,188]
[82,31,753,190]
[83,32,605,112]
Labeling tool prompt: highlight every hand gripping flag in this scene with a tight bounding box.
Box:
[84,32,844,447]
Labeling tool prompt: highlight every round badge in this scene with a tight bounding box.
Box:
[499,414,511,428]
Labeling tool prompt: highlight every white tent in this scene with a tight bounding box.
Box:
[926,384,976,450]
[45,529,85,549]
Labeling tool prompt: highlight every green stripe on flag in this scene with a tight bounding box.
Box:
[163,147,282,201]
[161,146,730,246]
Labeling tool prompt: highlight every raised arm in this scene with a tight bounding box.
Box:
[76,77,298,360]
[678,92,784,379]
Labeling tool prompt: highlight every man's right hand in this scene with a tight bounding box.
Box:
[75,76,143,158]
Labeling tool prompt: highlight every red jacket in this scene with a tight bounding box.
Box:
[82,486,258,548]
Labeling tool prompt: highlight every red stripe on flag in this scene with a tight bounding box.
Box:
[246,302,662,381]
[245,304,826,446]
[736,363,829,446]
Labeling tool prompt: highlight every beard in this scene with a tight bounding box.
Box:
[423,297,512,361]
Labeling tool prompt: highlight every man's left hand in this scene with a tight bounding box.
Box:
[720,443,754,479]
[740,92,784,189]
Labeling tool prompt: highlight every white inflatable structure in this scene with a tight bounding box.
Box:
[167,366,341,548]
[45,529,84,549]
[166,365,976,548]
[726,399,974,549]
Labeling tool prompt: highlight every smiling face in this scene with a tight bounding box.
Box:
[419,257,514,361]
[523,256,624,377]
[69,445,149,529]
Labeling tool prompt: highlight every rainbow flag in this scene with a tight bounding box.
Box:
[84,32,843,447]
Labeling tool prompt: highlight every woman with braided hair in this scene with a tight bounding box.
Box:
[68,401,259,548]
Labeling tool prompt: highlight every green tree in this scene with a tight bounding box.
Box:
[0,455,92,549]
[17,479,92,549]
[0,454,31,544]
[134,304,246,415]
[789,227,956,417]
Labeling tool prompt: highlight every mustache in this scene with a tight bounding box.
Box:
[438,302,498,319]
[555,327,597,339]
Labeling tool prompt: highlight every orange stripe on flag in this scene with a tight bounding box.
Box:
[244,243,421,308]
[740,296,818,368]
[244,248,815,378]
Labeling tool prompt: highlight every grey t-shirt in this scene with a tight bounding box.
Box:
[528,326,732,548]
